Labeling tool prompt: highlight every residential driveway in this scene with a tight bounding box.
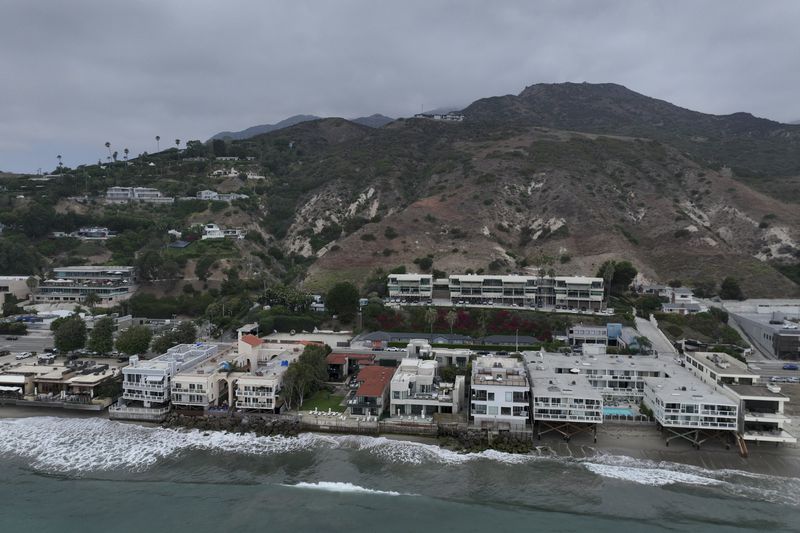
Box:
[635,316,677,355]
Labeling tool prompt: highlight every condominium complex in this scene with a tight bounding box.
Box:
[389,358,465,417]
[470,356,530,430]
[388,273,605,311]
[529,367,603,441]
[387,273,433,301]
[234,337,304,413]
[112,343,219,420]
[34,266,136,305]
[105,187,175,204]
[171,349,236,412]
[684,351,795,444]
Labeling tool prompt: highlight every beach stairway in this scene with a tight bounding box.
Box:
[736,433,749,458]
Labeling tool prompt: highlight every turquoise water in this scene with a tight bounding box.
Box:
[604,407,634,416]
[1,416,799,533]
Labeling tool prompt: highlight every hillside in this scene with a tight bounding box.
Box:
[1,83,799,302]
[211,113,394,141]
[463,83,800,199]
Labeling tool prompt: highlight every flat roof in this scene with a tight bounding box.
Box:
[52,265,134,272]
[727,383,788,400]
[644,370,736,406]
[688,351,754,376]
[523,351,677,374]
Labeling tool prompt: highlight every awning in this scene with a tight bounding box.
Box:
[0,374,26,384]
[0,385,22,391]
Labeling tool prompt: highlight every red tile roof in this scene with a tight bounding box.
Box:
[326,353,376,366]
[241,334,264,347]
[355,365,396,398]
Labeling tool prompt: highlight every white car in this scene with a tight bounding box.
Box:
[15,352,31,360]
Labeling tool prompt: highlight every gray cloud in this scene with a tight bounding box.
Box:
[1,0,799,172]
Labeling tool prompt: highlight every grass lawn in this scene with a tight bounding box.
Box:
[301,390,345,412]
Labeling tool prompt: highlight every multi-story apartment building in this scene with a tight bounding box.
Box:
[529,371,603,436]
[171,346,236,412]
[528,351,668,402]
[34,266,136,305]
[388,273,605,311]
[389,358,465,417]
[112,343,219,421]
[387,273,433,302]
[105,187,174,204]
[470,356,530,430]
[643,371,739,446]
[684,352,795,444]
[234,342,303,413]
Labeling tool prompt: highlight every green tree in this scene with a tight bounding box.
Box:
[597,260,638,296]
[83,292,101,309]
[87,317,114,354]
[2,294,23,317]
[425,307,438,334]
[326,282,359,323]
[115,326,153,355]
[720,277,744,300]
[445,309,457,334]
[54,316,87,353]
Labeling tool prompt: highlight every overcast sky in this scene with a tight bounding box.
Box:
[1,0,799,173]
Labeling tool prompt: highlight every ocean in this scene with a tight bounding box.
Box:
[1,416,798,532]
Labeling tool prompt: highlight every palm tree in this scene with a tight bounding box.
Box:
[123,148,129,161]
[112,151,118,163]
[155,135,160,151]
[175,139,180,149]
[105,141,112,159]
[56,154,62,173]
[445,309,457,334]
[425,307,437,335]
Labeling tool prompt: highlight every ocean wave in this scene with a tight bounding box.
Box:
[578,453,800,505]
[0,417,314,473]
[1,416,798,506]
[286,481,410,496]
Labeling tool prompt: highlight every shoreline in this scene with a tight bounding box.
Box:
[3,407,799,478]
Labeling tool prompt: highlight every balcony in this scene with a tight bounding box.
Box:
[124,380,168,391]
[744,411,789,423]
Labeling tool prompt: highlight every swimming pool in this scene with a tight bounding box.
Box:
[603,407,634,416]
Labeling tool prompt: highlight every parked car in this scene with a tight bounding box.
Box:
[15,352,31,360]
[5,336,18,341]
[782,363,799,371]
[0,350,10,357]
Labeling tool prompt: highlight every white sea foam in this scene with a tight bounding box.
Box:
[2,416,798,506]
[0,417,315,473]
[582,463,721,487]
[287,481,408,496]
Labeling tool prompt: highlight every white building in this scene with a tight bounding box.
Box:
[34,266,136,306]
[449,274,605,311]
[684,352,795,444]
[72,227,113,240]
[171,347,237,412]
[643,371,739,446]
[105,187,174,204]
[200,223,246,240]
[529,363,603,440]
[234,339,304,412]
[470,356,530,430]
[389,358,465,417]
[112,343,219,421]
[387,273,433,302]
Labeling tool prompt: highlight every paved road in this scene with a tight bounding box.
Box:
[634,316,678,355]
[748,360,800,380]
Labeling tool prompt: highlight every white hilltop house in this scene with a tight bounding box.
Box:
[200,223,247,240]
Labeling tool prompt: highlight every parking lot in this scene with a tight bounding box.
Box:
[0,333,55,361]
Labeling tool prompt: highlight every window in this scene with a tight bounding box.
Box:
[488,392,495,401]
[505,392,513,402]
[487,406,498,415]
